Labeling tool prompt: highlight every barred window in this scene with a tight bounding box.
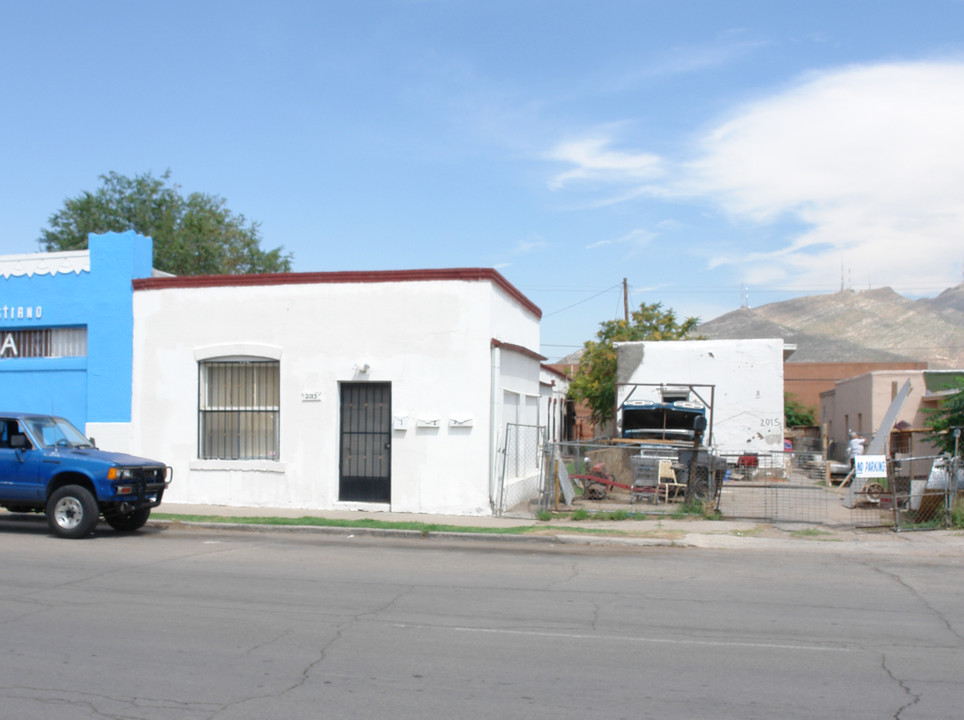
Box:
[199,359,279,460]
[0,327,87,359]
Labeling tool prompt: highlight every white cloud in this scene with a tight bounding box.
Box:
[548,61,964,293]
[688,62,964,217]
[546,137,664,190]
[632,33,770,81]
[586,228,654,251]
[511,235,550,255]
[688,61,964,290]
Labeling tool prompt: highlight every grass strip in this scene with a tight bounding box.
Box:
[151,513,635,537]
[153,513,540,535]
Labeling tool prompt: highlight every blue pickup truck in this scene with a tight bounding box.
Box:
[0,413,171,538]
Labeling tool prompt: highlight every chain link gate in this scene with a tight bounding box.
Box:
[880,453,963,531]
[495,423,546,517]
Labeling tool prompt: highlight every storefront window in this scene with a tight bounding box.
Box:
[198,359,279,460]
[0,327,86,359]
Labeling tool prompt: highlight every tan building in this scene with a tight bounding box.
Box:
[819,369,962,464]
[785,361,927,413]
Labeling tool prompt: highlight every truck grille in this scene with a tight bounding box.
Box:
[132,467,167,482]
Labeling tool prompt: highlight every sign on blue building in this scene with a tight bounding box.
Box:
[0,231,153,432]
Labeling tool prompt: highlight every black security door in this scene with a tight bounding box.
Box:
[339,382,391,503]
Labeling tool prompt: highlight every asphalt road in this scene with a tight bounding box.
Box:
[1,518,961,719]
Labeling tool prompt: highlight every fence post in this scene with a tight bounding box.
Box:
[890,457,900,532]
[553,458,560,511]
[950,429,962,529]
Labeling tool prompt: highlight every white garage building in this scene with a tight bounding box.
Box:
[130,269,544,516]
[615,338,787,457]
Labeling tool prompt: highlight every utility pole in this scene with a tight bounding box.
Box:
[623,278,629,322]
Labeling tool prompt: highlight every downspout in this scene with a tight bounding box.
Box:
[489,342,501,512]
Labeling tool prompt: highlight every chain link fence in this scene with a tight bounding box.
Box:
[536,440,963,532]
[541,441,726,514]
[495,423,546,517]
[710,450,843,523]
[847,453,963,532]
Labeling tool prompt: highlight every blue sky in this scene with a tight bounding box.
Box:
[2,1,963,360]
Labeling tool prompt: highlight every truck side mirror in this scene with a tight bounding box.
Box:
[10,434,27,449]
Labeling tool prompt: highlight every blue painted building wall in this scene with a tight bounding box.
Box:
[0,231,153,429]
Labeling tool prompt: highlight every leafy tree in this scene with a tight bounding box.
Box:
[784,393,816,428]
[569,302,700,426]
[924,376,964,456]
[39,171,292,276]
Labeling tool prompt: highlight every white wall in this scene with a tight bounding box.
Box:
[539,367,569,443]
[85,422,131,454]
[131,274,541,516]
[615,339,785,456]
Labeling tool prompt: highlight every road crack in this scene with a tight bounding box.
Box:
[880,653,921,719]
[867,562,964,643]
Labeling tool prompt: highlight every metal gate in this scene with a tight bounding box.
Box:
[339,382,392,503]
[496,423,546,517]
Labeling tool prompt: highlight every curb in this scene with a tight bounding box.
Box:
[147,518,819,550]
[148,519,814,550]
[148,518,556,543]
[147,518,964,555]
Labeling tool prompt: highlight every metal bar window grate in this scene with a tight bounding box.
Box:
[0,327,87,358]
[199,360,280,460]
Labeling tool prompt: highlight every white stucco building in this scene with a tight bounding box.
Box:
[130,268,543,516]
[615,338,787,457]
[539,364,570,444]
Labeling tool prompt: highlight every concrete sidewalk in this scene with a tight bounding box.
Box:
[153,503,964,556]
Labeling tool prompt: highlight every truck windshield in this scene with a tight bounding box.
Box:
[23,417,94,449]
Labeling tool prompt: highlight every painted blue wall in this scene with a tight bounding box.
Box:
[0,231,153,428]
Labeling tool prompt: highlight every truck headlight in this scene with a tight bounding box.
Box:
[108,467,135,480]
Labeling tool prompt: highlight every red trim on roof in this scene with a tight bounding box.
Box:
[132,267,541,319]
[491,339,546,362]
[541,363,570,381]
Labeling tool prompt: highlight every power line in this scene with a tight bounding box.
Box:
[543,284,621,318]
[528,282,959,295]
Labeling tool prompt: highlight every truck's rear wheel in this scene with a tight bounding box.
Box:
[105,507,151,532]
[46,485,99,539]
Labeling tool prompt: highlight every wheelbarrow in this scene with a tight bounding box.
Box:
[571,462,659,503]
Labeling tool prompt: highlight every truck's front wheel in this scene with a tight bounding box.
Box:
[105,507,151,532]
[46,485,99,539]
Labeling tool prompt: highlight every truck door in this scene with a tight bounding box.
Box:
[0,419,44,503]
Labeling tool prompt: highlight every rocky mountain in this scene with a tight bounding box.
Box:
[925,283,964,314]
[695,284,964,368]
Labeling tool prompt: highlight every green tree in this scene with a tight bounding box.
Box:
[569,302,700,426]
[784,392,816,427]
[39,170,292,276]
[924,376,964,456]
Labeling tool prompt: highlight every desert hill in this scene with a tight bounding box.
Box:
[696,284,964,368]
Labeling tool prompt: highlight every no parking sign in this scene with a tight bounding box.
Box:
[855,455,887,478]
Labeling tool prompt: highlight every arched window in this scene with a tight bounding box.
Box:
[198,358,279,460]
